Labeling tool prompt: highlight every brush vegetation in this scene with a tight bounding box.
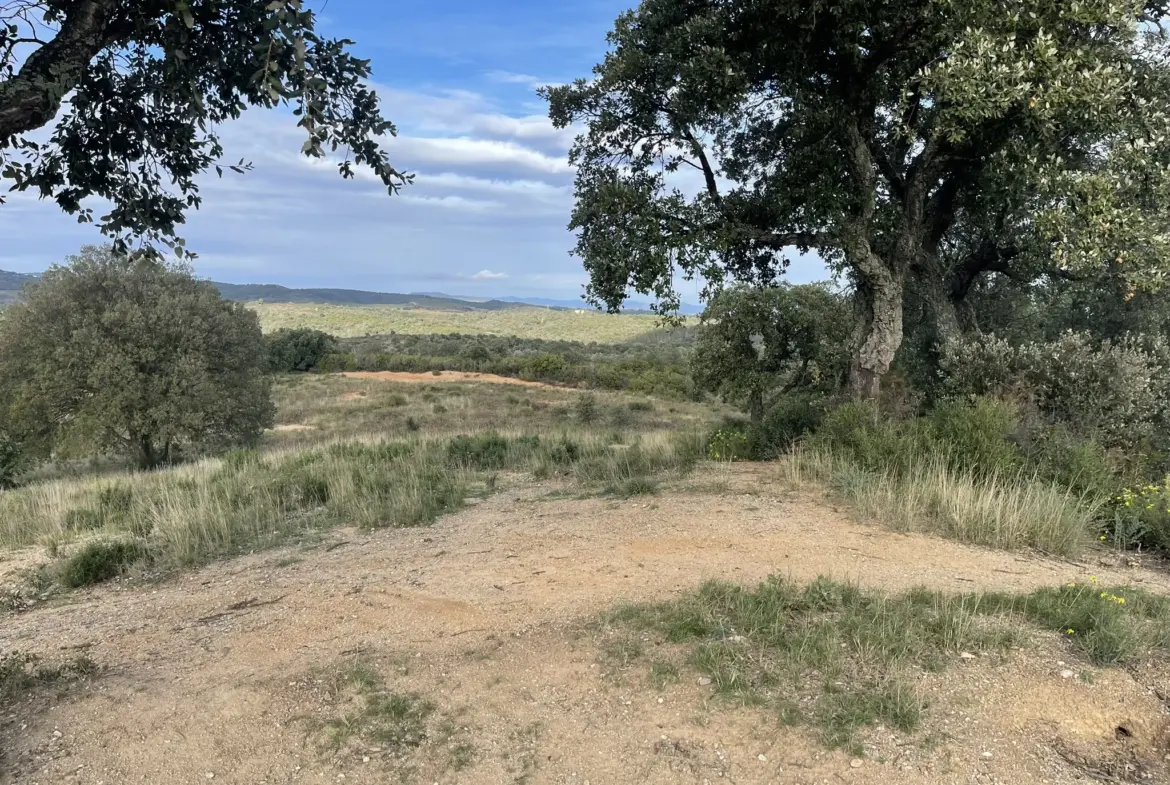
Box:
[250,301,673,342]
[607,575,1170,752]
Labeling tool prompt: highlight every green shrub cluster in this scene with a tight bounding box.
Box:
[265,328,339,372]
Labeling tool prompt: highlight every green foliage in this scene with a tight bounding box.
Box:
[0,2,406,254]
[446,433,512,469]
[546,0,1170,394]
[0,431,24,488]
[0,246,274,469]
[265,328,339,372]
[752,393,831,458]
[1108,479,1170,553]
[927,397,1021,477]
[611,574,1170,751]
[692,284,850,420]
[573,393,599,424]
[56,539,148,588]
[940,332,1170,452]
[810,401,930,477]
[707,429,752,462]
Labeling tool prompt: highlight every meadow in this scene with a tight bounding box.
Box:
[250,301,673,342]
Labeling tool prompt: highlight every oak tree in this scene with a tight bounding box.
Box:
[546,0,1170,396]
[0,0,407,253]
[0,245,274,469]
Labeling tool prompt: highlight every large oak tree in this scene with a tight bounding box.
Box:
[546,0,1170,396]
[0,0,407,253]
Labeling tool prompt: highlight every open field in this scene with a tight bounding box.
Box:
[2,373,1169,785]
[250,301,673,342]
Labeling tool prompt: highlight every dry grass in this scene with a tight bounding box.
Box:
[266,373,722,447]
[249,302,673,342]
[778,449,1098,557]
[0,430,704,580]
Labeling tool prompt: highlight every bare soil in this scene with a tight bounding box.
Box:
[3,465,1169,785]
[339,371,562,389]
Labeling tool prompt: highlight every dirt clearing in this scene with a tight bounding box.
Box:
[3,465,1168,784]
[339,370,562,389]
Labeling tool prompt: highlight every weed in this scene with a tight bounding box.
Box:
[321,663,435,752]
[649,659,680,689]
[609,574,1170,751]
[1,651,97,708]
[56,539,148,588]
[574,393,599,424]
[606,476,659,498]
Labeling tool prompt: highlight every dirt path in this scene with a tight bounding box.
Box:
[3,466,1168,784]
[339,370,562,389]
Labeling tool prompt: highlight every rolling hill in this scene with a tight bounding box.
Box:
[0,269,701,314]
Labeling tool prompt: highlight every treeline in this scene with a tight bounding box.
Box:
[266,329,695,399]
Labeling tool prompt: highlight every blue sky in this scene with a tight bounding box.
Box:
[0,0,826,301]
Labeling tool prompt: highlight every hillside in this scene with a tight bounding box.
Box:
[0,269,694,314]
[249,301,668,342]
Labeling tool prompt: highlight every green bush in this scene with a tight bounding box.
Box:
[446,433,512,469]
[809,401,929,476]
[0,431,25,488]
[574,393,599,424]
[57,539,148,588]
[939,332,1170,451]
[1025,428,1117,498]
[265,328,339,372]
[927,397,1021,477]
[750,393,830,458]
[707,428,752,461]
[1108,478,1170,552]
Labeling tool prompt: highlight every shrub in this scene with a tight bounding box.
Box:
[750,393,830,458]
[1108,478,1170,552]
[0,432,25,489]
[56,539,148,588]
[265,328,339,372]
[524,353,570,381]
[446,433,512,469]
[927,397,1021,477]
[940,332,1170,450]
[809,400,929,476]
[707,428,752,461]
[574,393,599,424]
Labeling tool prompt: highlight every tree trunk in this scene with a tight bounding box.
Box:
[847,266,905,399]
[748,389,764,426]
[137,436,159,470]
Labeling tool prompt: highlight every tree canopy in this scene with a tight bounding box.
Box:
[691,283,849,422]
[0,0,407,254]
[0,245,274,468]
[546,0,1170,396]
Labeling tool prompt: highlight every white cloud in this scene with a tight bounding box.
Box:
[484,70,565,90]
[389,135,572,175]
[471,269,508,280]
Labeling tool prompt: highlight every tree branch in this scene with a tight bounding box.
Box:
[0,0,123,142]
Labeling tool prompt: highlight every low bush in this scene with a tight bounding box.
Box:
[0,431,25,488]
[56,538,148,588]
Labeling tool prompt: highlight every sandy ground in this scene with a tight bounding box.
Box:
[339,371,561,389]
[2,465,1169,785]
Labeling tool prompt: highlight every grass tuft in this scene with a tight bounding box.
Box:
[606,574,1170,752]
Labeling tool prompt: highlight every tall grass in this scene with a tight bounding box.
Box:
[782,450,1098,557]
[0,430,704,584]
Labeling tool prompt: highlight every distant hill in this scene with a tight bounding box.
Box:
[0,269,702,314]
[210,282,522,311]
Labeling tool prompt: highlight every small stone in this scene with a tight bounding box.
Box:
[758,754,767,762]
[362,756,370,763]
[205,775,215,781]
[52,731,62,739]
[1060,669,1075,679]
[980,751,994,760]
[850,759,863,769]
[960,652,976,660]
[698,677,712,686]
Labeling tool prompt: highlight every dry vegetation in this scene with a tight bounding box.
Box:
[249,301,671,341]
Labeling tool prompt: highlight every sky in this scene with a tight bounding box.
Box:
[0,0,827,303]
